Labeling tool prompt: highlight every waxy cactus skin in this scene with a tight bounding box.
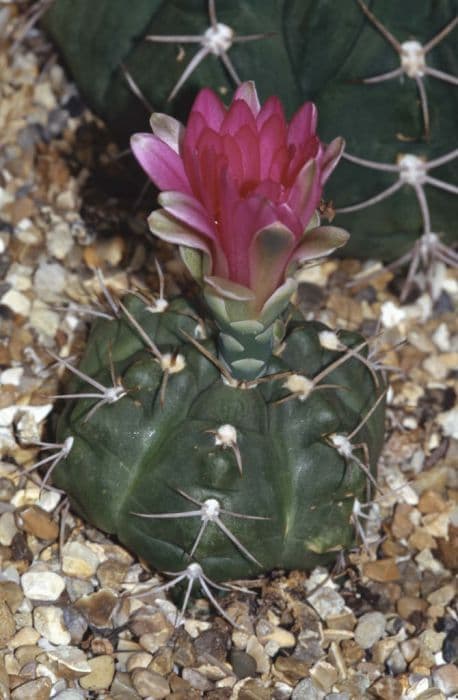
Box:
[54,295,385,582]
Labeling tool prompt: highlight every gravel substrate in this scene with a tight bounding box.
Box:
[0,5,457,699]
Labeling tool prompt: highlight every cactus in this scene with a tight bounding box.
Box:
[36,83,387,595]
[43,0,458,266]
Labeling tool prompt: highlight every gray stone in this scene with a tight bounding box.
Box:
[354,612,386,649]
[292,679,325,700]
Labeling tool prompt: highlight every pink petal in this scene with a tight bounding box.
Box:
[222,134,244,184]
[221,99,257,137]
[191,88,226,129]
[184,111,208,154]
[228,196,277,287]
[233,81,261,116]
[275,203,303,238]
[321,137,345,183]
[234,125,260,190]
[287,102,317,148]
[288,159,321,231]
[259,113,288,180]
[256,96,286,130]
[149,113,184,154]
[158,191,217,241]
[131,133,191,194]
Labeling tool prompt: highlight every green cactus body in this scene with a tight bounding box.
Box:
[44,0,458,260]
[54,295,385,582]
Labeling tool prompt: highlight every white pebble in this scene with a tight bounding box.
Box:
[22,571,66,601]
[1,288,31,315]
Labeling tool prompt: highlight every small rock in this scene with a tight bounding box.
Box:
[0,580,23,611]
[53,692,85,699]
[62,541,99,578]
[354,612,386,649]
[246,635,270,674]
[1,288,31,316]
[256,620,296,648]
[132,668,170,698]
[0,511,18,545]
[309,660,338,693]
[0,599,16,646]
[363,559,400,582]
[16,505,59,540]
[79,654,115,691]
[22,570,65,601]
[75,588,117,627]
[307,588,346,620]
[443,627,458,664]
[230,649,257,679]
[11,677,52,700]
[432,664,458,695]
[45,645,91,677]
[427,584,456,607]
[274,656,310,684]
[97,558,129,588]
[33,605,71,645]
[291,678,325,700]
[182,667,213,691]
[369,677,403,700]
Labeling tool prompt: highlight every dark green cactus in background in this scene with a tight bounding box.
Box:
[44,0,458,261]
[53,294,385,582]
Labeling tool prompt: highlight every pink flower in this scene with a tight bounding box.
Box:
[131,82,347,310]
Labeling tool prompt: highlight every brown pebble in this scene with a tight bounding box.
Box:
[75,589,117,627]
[391,503,414,539]
[131,668,170,698]
[418,490,448,514]
[273,655,310,683]
[0,599,16,647]
[397,596,428,619]
[97,559,129,588]
[363,558,400,582]
[436,525,458,572]
[16,506,59,541]
[0,580,24,612]
[11,677,52,700]
[369,676,403,700]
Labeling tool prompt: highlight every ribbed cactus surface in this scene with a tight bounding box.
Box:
[53,295,385,581]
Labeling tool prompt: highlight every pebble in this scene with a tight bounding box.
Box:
[45,645,91,677]
[0,580,23,612]
[436,406,458,439]
[22,571,65,601]
[1,288,31,316]
[11,677,52,700]
[53,692,85,699]
[0,511,18,545]
[363,559,400,582]
[0,599,16,645]
[427,584,455,607]
[33,605,71,645]
[131,668,170,698]
[16,505,59,540]
[75,588,117,627]
[230,649,257,679]
[354,612,386,649]
[246,635,270,674]
[291,678,325,699]
[79,654,115,691]
[256,620,295,648]
[307,588,346,620]
[432,664,458,695]
[62,541,99,578]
